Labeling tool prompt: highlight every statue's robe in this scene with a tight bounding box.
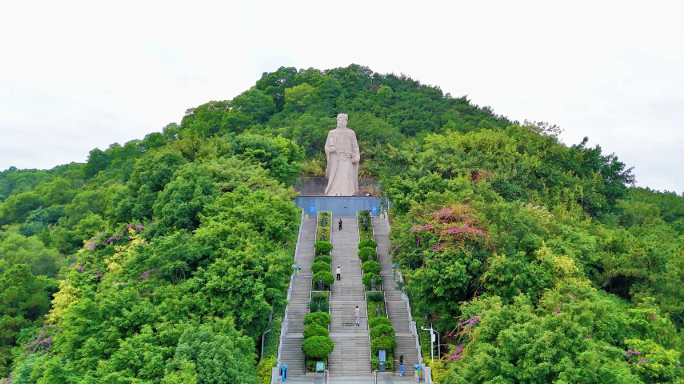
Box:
[324,127,360,196]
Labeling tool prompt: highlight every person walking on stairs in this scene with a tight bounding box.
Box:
[336,266,341,281]
[354,305,360,326]
[399,355,405,376]
[338,218,343,230]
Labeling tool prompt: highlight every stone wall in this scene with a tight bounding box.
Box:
[295,177,381,196]
[293,196,388,217]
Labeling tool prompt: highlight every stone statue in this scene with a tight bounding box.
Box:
[325,113,360,196]
[371,277,377,291]
[376,305,381,317]
[318,279,324,291]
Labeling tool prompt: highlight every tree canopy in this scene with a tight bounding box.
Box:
[0,64,682,383]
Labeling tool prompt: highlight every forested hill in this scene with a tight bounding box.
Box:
[1,64,683,383]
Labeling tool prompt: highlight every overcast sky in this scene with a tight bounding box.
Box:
[1,0,682,192]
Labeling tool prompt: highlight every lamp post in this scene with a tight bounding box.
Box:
[420,325,436,362]
[261,328,272,361]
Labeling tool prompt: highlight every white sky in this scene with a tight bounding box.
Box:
[1,0,683,193]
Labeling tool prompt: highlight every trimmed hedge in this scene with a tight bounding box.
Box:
[370,324,395,339]
[362,272,382,289]
[369,317,392,328]
[303,323,329,338]
[257,356,276,384]
[311,261,331,274]
[317,226,330,241]
[315,254,333,264]
[361,260,382,275]
[314,241,333,255]
[367,291,384,302]
[358,239,378,249]
[358,247,377,262]
[312,271,334,288]
[303,312,332,326]
[302,336,335,359]
[370,335,397,354]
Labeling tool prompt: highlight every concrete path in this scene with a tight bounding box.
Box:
[280,217,317,377]
[328,216,372,376]
[277,215,421,383]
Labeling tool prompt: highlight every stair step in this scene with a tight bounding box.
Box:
[278,216,420,376]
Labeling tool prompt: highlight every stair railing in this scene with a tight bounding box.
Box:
[385,212,424,365]
[274,209,304,382]
[368,330,373,373]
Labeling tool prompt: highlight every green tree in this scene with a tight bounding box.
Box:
[165,323,258,384]
[0,191,43,225]
[0,233,62,277]
[0,265,55,376]
[35,177,76,206]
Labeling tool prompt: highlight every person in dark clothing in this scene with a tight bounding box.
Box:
[399,355,405,376]
[338,219,342,230]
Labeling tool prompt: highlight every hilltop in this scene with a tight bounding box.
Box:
[1,64,684,383]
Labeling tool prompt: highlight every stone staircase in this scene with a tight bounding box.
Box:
[279,217,317,377]
[328,216,372,376]
[276,214,420,381]
[373,217,421,373]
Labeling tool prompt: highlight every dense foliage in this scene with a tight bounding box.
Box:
[384,135,684,382]
[1,63,681,383]
[0,130,301,382]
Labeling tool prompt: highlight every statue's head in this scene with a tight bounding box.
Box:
[336,113,348,129]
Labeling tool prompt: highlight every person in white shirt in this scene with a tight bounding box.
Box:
[336,266,341,281]
[354,306,360,326]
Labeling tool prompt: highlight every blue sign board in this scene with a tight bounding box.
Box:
[372,206,377,214]
[316,362,325,372]
[310,206,315,213]
[379,350,386,362]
